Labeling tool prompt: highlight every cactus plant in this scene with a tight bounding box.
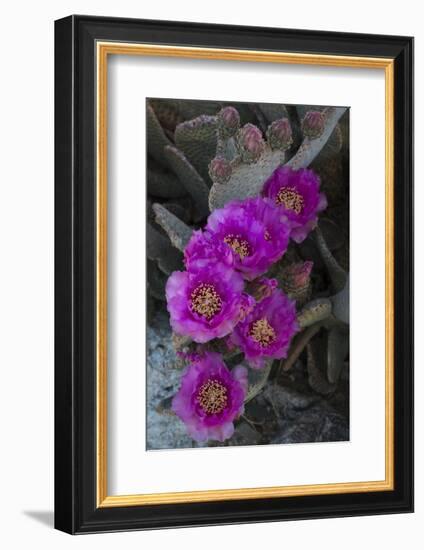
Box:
[146,98,349,449]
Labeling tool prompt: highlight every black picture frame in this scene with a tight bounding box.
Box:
[55,15,414,534]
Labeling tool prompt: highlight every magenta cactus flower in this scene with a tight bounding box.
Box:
[165,262,253,343]
[205,197,290,281]
[184,230,234,271]
[171,352,248,442]
[230,287,299,369]
[263,166,327,243]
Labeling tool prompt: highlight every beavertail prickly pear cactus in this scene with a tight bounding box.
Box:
[147,98,350,448]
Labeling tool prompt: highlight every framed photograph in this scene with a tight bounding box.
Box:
[54,15,414,533]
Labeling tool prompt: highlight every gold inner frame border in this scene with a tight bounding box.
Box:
[96,42,395,508]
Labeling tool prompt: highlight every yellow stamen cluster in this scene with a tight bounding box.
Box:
[190,283,222,320]
[249,318,276,347]
[275,186,304,214]
[197,379,228,414]
[224,234,250,259]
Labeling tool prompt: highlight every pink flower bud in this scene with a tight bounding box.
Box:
[301,110,325,139]
[284,261,313,287]
[236,123,265,163]
[266,118,293,150]
[218,106,240,137]
[208,156,232,184]
[246,277,278,302]
[281,261,314,305]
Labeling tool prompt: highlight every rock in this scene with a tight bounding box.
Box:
[263,384,349,444]
[227,421,262,447]
[146,309,194,450]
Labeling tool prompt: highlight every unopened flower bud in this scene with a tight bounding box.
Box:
[208,156,232,184]
[301,110,325,140]
[281,261,313,305]
[218,106,240,137]
[266,118,293,150]
[246,277,278,302]
[236,123,265,163]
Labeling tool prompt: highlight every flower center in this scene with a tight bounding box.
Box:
[249,318,276,347]
[190,283,223,320]
[197,379,228,414]
[275,186,304,214]
[224,234,251,259]
[264,229,271,241]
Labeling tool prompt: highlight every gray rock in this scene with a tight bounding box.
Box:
[146,310,194,450]
[227,421,262,447]
[264,384,349,444]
